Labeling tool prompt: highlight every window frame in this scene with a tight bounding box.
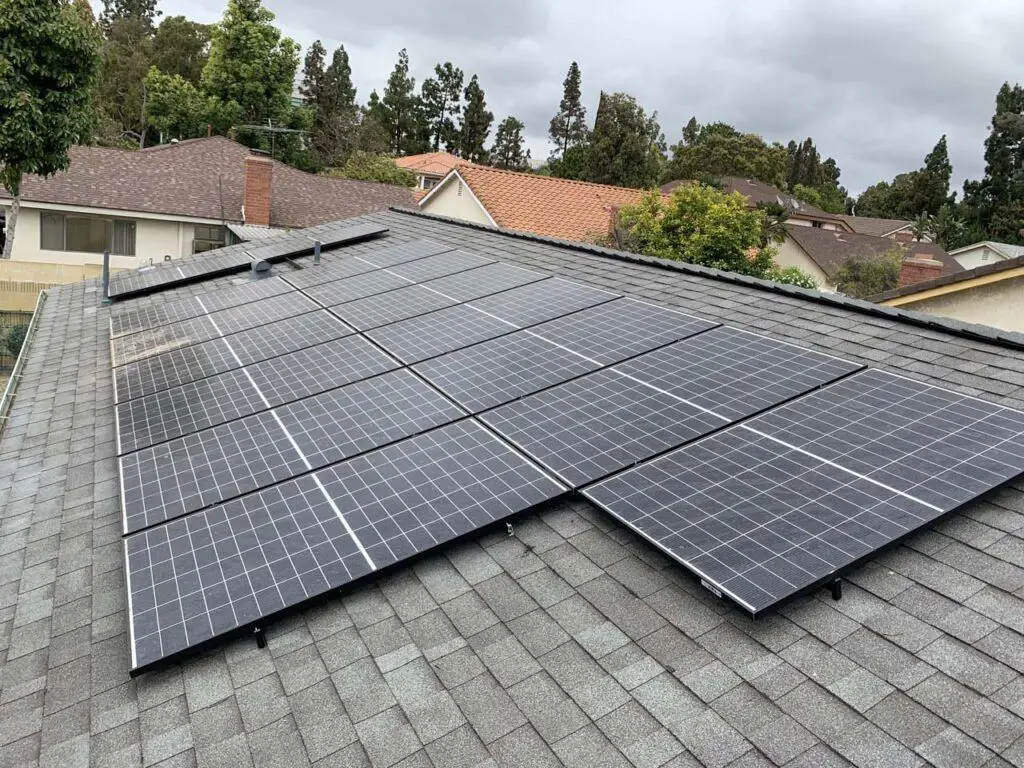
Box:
[39,211,137,256]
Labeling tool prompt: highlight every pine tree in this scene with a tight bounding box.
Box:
[909,135,952,216]
[548,62,588,160]
[420,62,463,152]
[964,83,1024,243]
[302,42,358,167]
[490,117,530,171]
[681,117,700,145]
[375,49,423,155]
[300,40,326,105]
[458,75,493,163]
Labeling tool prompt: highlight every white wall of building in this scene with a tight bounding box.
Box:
[952,244,1008,271]
[775,235,835,291]
[419,177,494,226]
[892,277,1024,332]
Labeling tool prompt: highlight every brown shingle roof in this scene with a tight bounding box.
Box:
[787,224,962,280]
[838,213,912,237]
[439,165,663,243]
[394,151,471,177]
[0,137,415,227]
[661,175,844,225]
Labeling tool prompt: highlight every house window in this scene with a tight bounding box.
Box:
[422,177,437,190]
[982,251,990,261]
[812,221,824,228]
[193,225,227,253]
[40,212,136,255]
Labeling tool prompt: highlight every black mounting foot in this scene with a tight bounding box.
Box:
[254,626,267,649]
[829,579,843,601]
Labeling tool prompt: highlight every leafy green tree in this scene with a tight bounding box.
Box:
[548,62,588,161]
[330,151,416,186]
[666,121,787,188]
[301,42,359,167]
[791,183,823,209]
[144,67,238,139]
[586,91,664,188]
[910,135,952,216]
[911,212,935,242]
[201,0,299,127]
[458,75,493,163]
[3,324,28,357]
[356,96,390,154]
[933,203,966,249]
[1,0,102,259]
[962,83,1024,244]
[420,63,463,152]
[96,14,153,145]
[852,179,895,217]
[834,247,905,298]
[152,15,210,85]
[756,201,789,247]
[490,117,530,171]
[372,49,424,155]
[100,0,158,28]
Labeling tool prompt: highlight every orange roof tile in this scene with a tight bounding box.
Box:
[439,165,663,243]
[394,152,470,177]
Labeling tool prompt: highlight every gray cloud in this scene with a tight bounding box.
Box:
[157,0,1024,193]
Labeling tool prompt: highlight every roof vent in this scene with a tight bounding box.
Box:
[251,259,271,273]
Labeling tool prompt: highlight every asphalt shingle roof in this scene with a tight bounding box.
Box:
[3,208,1024,767]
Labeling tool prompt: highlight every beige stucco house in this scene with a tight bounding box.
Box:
[948,241,1024,271]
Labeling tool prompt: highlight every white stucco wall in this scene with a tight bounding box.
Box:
[2,203,209,271]
[774,235,835,291]
[893,277,1024,332]
[419,178,493,226]
[952,245,1007,271]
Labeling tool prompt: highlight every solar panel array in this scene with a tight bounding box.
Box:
[112,224,1024,674]
[106,222,388,299]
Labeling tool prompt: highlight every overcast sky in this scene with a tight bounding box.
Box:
[147,0,1024,194]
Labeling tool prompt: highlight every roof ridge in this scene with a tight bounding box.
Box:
[459,164,661,195]
[389,206,1024,352]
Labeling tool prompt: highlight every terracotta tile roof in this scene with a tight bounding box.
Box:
[787,224,962,280]
[838,214,913,237]
[444,165,663,243]
[394,151,471,177]
[0,137,415,227]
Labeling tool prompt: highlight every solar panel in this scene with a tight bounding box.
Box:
[531,298,719,366]
[309,222,390,250]
[468,278,618,327]
[108,248,253,299]
[387,250,493,283]
[329,284,459,331]
[314,419,568,569]
[422,263,549,303]
[113,311,353,403]
[281,257,379,290]
[616,326,863,420]
[304,269,412,307]
[205,292,319,335]
[353,238,453,268]
[196,277,295,313]
[125,473,374,671]
[413,330,602,413]
[243,335,400,407]
[583,429,937,615]
[479,369,727,487]
[365,303,517,364]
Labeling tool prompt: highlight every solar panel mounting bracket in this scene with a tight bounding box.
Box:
[253,625,267,649]
[829,578,843,601]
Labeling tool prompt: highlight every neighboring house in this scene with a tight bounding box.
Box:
[870,250,1024,332]
[394,152,470,192]
[0,136,413,277]
[948,240,1024,271]
[837,213,923,241]
[778,225,960,292]
[6,207,1024,767]
[420,164,663,242]
[661,176,852,231]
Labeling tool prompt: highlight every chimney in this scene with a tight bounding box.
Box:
[244,156,272,227]
[899,254,944,288]
[892,230,914,244]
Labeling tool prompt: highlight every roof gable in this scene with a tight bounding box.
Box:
[787,225,961,280]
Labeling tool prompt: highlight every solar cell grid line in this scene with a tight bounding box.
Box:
[204,291,320,336]
[419,262,550,303]
[114,311,354,403]
[280,256,381,290]
[615,325,864,421]
[125,473,374,671]
[582,428,940,615]
[304,269,413,307]
[530,297,720,366]
[274,368,467,470]
[314,418,568,569]
[386,249,494,283]
[353,238,455,268]
[329,283,459,331]
[364,303,520,365]
[116,368,266,454]
[744,368,1024,511]
[196,275,294,314]
[244,334,401,407]
[111,314,219,368]
[466,277,619,327]
[478,369,729,488]
[412,330,604,413]
[119,410,310,534]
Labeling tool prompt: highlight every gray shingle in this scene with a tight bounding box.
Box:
[353,706,421,768]
[450,672,526,744]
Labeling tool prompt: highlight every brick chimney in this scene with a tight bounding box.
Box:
[244,156,272,226]
[899,255,944,288]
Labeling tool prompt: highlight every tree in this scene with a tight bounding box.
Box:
[586,91,664,188]
[834,248,905,298]
[852,179,895,218]
[152,16,210,85]
[1,0,102,260]
[933,203,966,250]
[911,212,934,242]
[962,83,1024,244]
[911,135,952,215]
[3,325,28,357]
[372,49,423,155]
[301,42,358,167]
[201,0,299,127]
[666,121,787,189]
[330,152,416,186]
[490,117,531,171]
[756,201,789,247]
[458,75,493,163]
[420,63,463,152]
[144,67,237,139]
[548,62,588,160]
[100,0,158,28]
[96,14,154,145]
